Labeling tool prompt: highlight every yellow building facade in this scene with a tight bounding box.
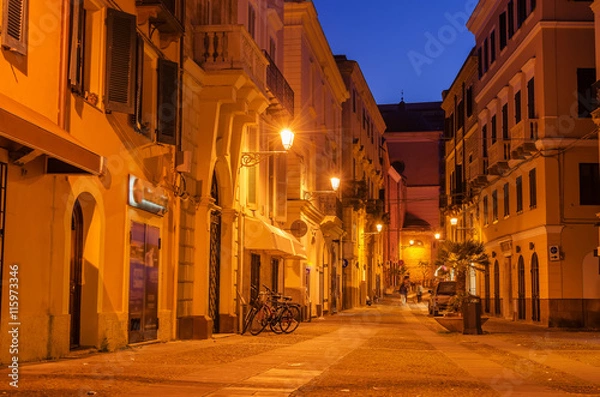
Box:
[0,0,184,362]
[336,56,387,307]
[282,0,348,317]
[451,0,600,327]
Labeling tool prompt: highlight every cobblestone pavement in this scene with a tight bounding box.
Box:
[1,296,600,396]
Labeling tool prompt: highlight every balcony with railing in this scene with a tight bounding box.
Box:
[510,119,538,159]
[263,51,294,117]
[136,0,184,36]
[487,140,511,175]
[193,25,268,91]
[315,195,343,220]
[467,157,488,189]
[366,199,385,217]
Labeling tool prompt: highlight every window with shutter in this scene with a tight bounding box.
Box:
[1,0,28,55]
[275,154,287,221]
[246,126,258,207]
[105,8,136,114]
[131,34,153,137]
[157,58,178,145]
[68,0,84,94]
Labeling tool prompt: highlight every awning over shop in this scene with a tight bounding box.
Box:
[245,217,307,260]
[0,92,104,175]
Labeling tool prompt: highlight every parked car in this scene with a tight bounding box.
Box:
[428,281,457,316]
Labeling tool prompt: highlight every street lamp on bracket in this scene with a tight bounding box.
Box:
[303,176,341,199]
[240,128,295,167]
[362,223,383,236]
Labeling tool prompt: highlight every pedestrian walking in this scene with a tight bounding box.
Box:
[399,281,408,305]
[416,283,423,303]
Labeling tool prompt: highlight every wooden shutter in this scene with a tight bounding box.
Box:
[1,0,28,55]
[275,154,287,221]
[105,8,136,114]
[68,0,85,93]
[131,34,149,135]
[157,58,178,145]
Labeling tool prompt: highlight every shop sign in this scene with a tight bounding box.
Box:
[128,175,168,216]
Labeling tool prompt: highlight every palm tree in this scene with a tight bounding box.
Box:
[435,239,490,309]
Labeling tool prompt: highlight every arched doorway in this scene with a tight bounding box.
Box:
[70,200,83,349]
[493,260,501,315]
[531,253,540,322]
[208,173,222,333]
[517,255,526,320]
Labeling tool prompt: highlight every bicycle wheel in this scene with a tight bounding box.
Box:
[249,305,270,335]
[269,306,285,334]
[242,306,256,335]
[280,306,300,334]
[287,304,301,323]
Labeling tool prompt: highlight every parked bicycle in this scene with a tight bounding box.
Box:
[240,285,301,335]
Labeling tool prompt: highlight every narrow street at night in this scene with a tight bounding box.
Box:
[2,296,599,397]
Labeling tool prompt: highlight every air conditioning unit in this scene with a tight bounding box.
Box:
[175,150,191,173]
[549,245,560,261]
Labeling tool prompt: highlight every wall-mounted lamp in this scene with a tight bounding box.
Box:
[434,232,441,240]
[241,128,295,167]
[304,176,341,199]
[363,223,383,236]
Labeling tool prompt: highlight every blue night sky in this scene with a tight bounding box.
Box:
[311,0,477,105]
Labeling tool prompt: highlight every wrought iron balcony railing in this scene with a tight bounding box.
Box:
[263,51,294,117]
[314,195,343,220]
[136,0,184,35]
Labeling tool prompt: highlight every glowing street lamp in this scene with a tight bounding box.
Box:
[241,128,295,167]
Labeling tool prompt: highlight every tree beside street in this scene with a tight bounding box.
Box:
[435,239,490,311]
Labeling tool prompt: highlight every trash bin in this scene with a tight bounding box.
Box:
[462,295,482,335]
